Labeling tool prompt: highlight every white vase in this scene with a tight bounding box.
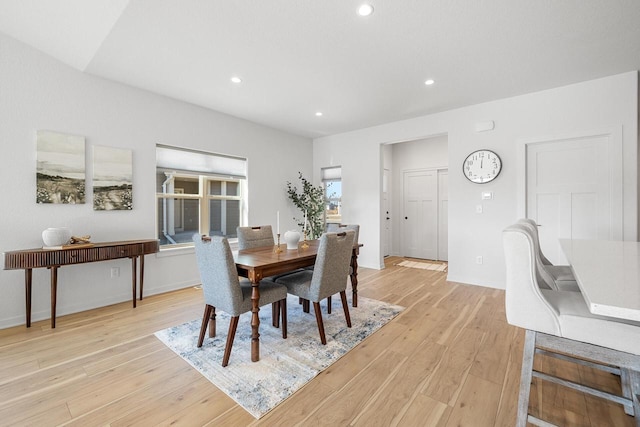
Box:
[284,230,301,250]
[42,227,72,246]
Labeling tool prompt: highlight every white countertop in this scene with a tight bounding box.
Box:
[560,239,640,322]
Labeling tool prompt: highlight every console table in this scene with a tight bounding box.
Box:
[3,239,159,328]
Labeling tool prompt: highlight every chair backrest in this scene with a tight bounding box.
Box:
[502,224,561,335]
[237,225,274,250]
[309,230,355,301]
[516,220,557,290]
[192,234,244,315]
[517,218,552,265]
[326,223,359,243]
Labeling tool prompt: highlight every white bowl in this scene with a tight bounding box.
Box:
[42,227,71,246]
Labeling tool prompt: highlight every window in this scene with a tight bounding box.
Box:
[156,145,246,248]
[322,166,342,224]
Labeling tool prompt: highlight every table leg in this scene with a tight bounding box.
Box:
[50,266,58,329]
[139,254,145,301]
[249,274,261,362]
[350,250,359,307]
[131,256,137,308]
[25,269,32,328]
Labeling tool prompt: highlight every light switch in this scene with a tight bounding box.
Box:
[481,191,493,200]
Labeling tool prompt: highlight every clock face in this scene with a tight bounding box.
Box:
[463,150,502,183]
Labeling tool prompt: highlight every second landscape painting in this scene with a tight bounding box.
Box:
[93,145,133,211]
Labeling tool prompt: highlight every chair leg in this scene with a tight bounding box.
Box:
[281,298,287,339]
[222,316,240,367]
[312,302,327,345]
[621,368,635,416]
[516,330,536,427]
[198,304,213,348]
[327,295,332,314]
[629,369,640,424]
[303,299,310,313]
[208,306,216,338]
[340,291,351,327]
[272,301,280,328]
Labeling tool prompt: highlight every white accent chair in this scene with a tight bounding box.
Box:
[503,223,640,426]
[517,218,578,290]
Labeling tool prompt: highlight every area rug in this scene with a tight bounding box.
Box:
[154,294,404,419]
[398,260,448,271]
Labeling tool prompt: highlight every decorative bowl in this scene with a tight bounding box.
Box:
[42,227,72,246]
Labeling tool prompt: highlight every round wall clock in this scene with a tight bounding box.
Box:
[463,149,502,183]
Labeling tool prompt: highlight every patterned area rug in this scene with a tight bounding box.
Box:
[154,294,404,419]
[398,260,448,271]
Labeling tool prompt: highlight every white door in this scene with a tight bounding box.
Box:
[403,170,438,260]
[383,169,391,257]
[526,133,620,264]
[438,170,448,261]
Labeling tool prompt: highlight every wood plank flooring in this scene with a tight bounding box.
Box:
[0,256,633,426]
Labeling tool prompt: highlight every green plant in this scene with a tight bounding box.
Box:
[286,172,325,239]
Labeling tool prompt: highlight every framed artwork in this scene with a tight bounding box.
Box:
[93,145,133,210]
[36,130,86,204]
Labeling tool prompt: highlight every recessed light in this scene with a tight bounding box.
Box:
[357,4,374,16]
[315,112,323,117]
[425,79,435,86]
[230,76,242,84]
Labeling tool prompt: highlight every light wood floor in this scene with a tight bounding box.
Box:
[0,256,633,426]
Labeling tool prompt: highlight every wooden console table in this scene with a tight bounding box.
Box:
[3,239,159,328]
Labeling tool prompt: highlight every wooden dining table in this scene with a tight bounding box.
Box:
[234,240,363,362]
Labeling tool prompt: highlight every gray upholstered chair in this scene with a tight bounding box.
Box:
[193,234,287,367]
[517,218,577,289]
[326,223,359,245]
[237,225,275,250]
[503,224,640,425]
[323,224,360,312]
[275,230,355,344]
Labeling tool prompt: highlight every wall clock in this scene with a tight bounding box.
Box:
[463,149,502,183]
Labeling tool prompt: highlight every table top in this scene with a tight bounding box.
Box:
[234,241,320,269]
[559,239,640,322]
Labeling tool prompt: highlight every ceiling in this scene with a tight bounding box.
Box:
[1,1,640,139]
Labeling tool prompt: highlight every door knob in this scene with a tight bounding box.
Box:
[386,217,390,220]
[405,217,408,220]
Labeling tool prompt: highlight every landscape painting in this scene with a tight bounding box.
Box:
[36,130,86,204]
[93,145,133,211]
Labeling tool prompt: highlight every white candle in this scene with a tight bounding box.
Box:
[277,211,280,234]
[303,210,307,232]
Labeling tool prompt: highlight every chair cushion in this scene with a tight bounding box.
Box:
[232,278,287,316]
[274,270,314,300]
[555,280,581,292]
[542,289,640,355]
[546,265,575,282]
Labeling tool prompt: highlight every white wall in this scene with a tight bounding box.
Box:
[388,135,448,256]
[0,33,312,328]
[314,71,639,288]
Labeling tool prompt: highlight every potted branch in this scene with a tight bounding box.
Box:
[286,172,325,239]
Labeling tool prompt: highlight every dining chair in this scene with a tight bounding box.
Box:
[275,230,356,345]
[193,234,288,367]
[503,224,640,426]
[316,223,360,313]
[237,225,301,325]
[237,225,275,250]
[517,218,577,288]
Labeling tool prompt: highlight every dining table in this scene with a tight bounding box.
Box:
[233,239,363,362]
[559,239,640,322]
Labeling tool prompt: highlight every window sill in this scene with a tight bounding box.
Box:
[156,238,239,257]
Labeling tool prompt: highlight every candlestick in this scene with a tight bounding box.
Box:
[301,229,309,249]
[274,233,283,253]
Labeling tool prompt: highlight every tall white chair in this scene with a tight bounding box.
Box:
[517,218,577,288]
[503,223,640,426]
